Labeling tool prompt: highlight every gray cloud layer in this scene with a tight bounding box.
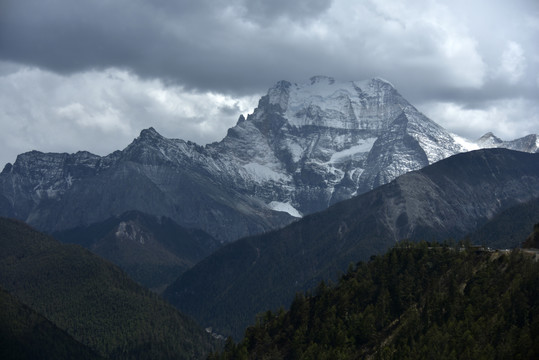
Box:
[3,0,536,94]
[0,0,538,166]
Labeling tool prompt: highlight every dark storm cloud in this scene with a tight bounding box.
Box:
[1,0,537,95]
[1,1,181,75]
[243,0,333,24]
[422,81,538,110]
[2,0,535,98]
[0,0,333,94]
[2,0,475,97]
[0,0,537,167]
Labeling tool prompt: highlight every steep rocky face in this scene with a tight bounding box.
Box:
[0,76,537,241]
[0,132,292,242]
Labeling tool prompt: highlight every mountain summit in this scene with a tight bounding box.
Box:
[0,77,537,241]
[209,77,466,214]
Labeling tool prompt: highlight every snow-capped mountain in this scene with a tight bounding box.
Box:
[476,132,538,153]
[200,76,536,216]
[206,76,466,215]
[0,76,536,241]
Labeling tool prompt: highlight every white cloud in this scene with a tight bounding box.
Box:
[420,99,539,141]
[498,41,527,84]
[0,63,258,166]
[319,0,487,88]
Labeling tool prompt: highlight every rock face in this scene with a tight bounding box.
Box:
[0,138,293,242]
[0,76,537,241]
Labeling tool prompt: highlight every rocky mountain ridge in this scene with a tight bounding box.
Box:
[1,76,537,241]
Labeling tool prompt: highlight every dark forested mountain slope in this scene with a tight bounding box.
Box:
[0,286,103,360]
[164,149,539,338]
[0,217,216,359]
[211,242,539,360]
[53,210,221,292]
[471,197,539,249]
[523,223,539,248]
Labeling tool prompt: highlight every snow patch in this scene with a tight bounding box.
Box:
[452,134,480,151]
[116,221,147,244]
[116,222,128,239]
[243,162,287,182]
[268,201,302,218]
[328,138,377,163]
[285,141,304,163]
[66,174,73,187]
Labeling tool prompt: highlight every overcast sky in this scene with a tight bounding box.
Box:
[1,0,538,167]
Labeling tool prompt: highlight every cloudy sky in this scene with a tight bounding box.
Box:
[1,0,538,167]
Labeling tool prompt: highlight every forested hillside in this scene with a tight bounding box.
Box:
[471,198,539,249]
[0,286,103,360]
[0,217,216,359]
[53,210,221,292]
[212,242,538,359]
[523,223,539,249]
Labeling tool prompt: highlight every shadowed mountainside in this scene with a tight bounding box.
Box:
[53,210,221,292]
[0,217,216,359]
[164,149,539,338]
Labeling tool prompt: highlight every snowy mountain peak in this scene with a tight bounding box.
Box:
[267,80,292,112]
[122,127,191,165]
[371,77,395,88]
[255,77,407,132]
[475,132,538,153]
[477,132,503,146]
[213,76,468,214]
[138,127,164,141]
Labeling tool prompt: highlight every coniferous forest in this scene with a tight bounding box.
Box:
[0,218,217,359]
[211,241,539,360]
